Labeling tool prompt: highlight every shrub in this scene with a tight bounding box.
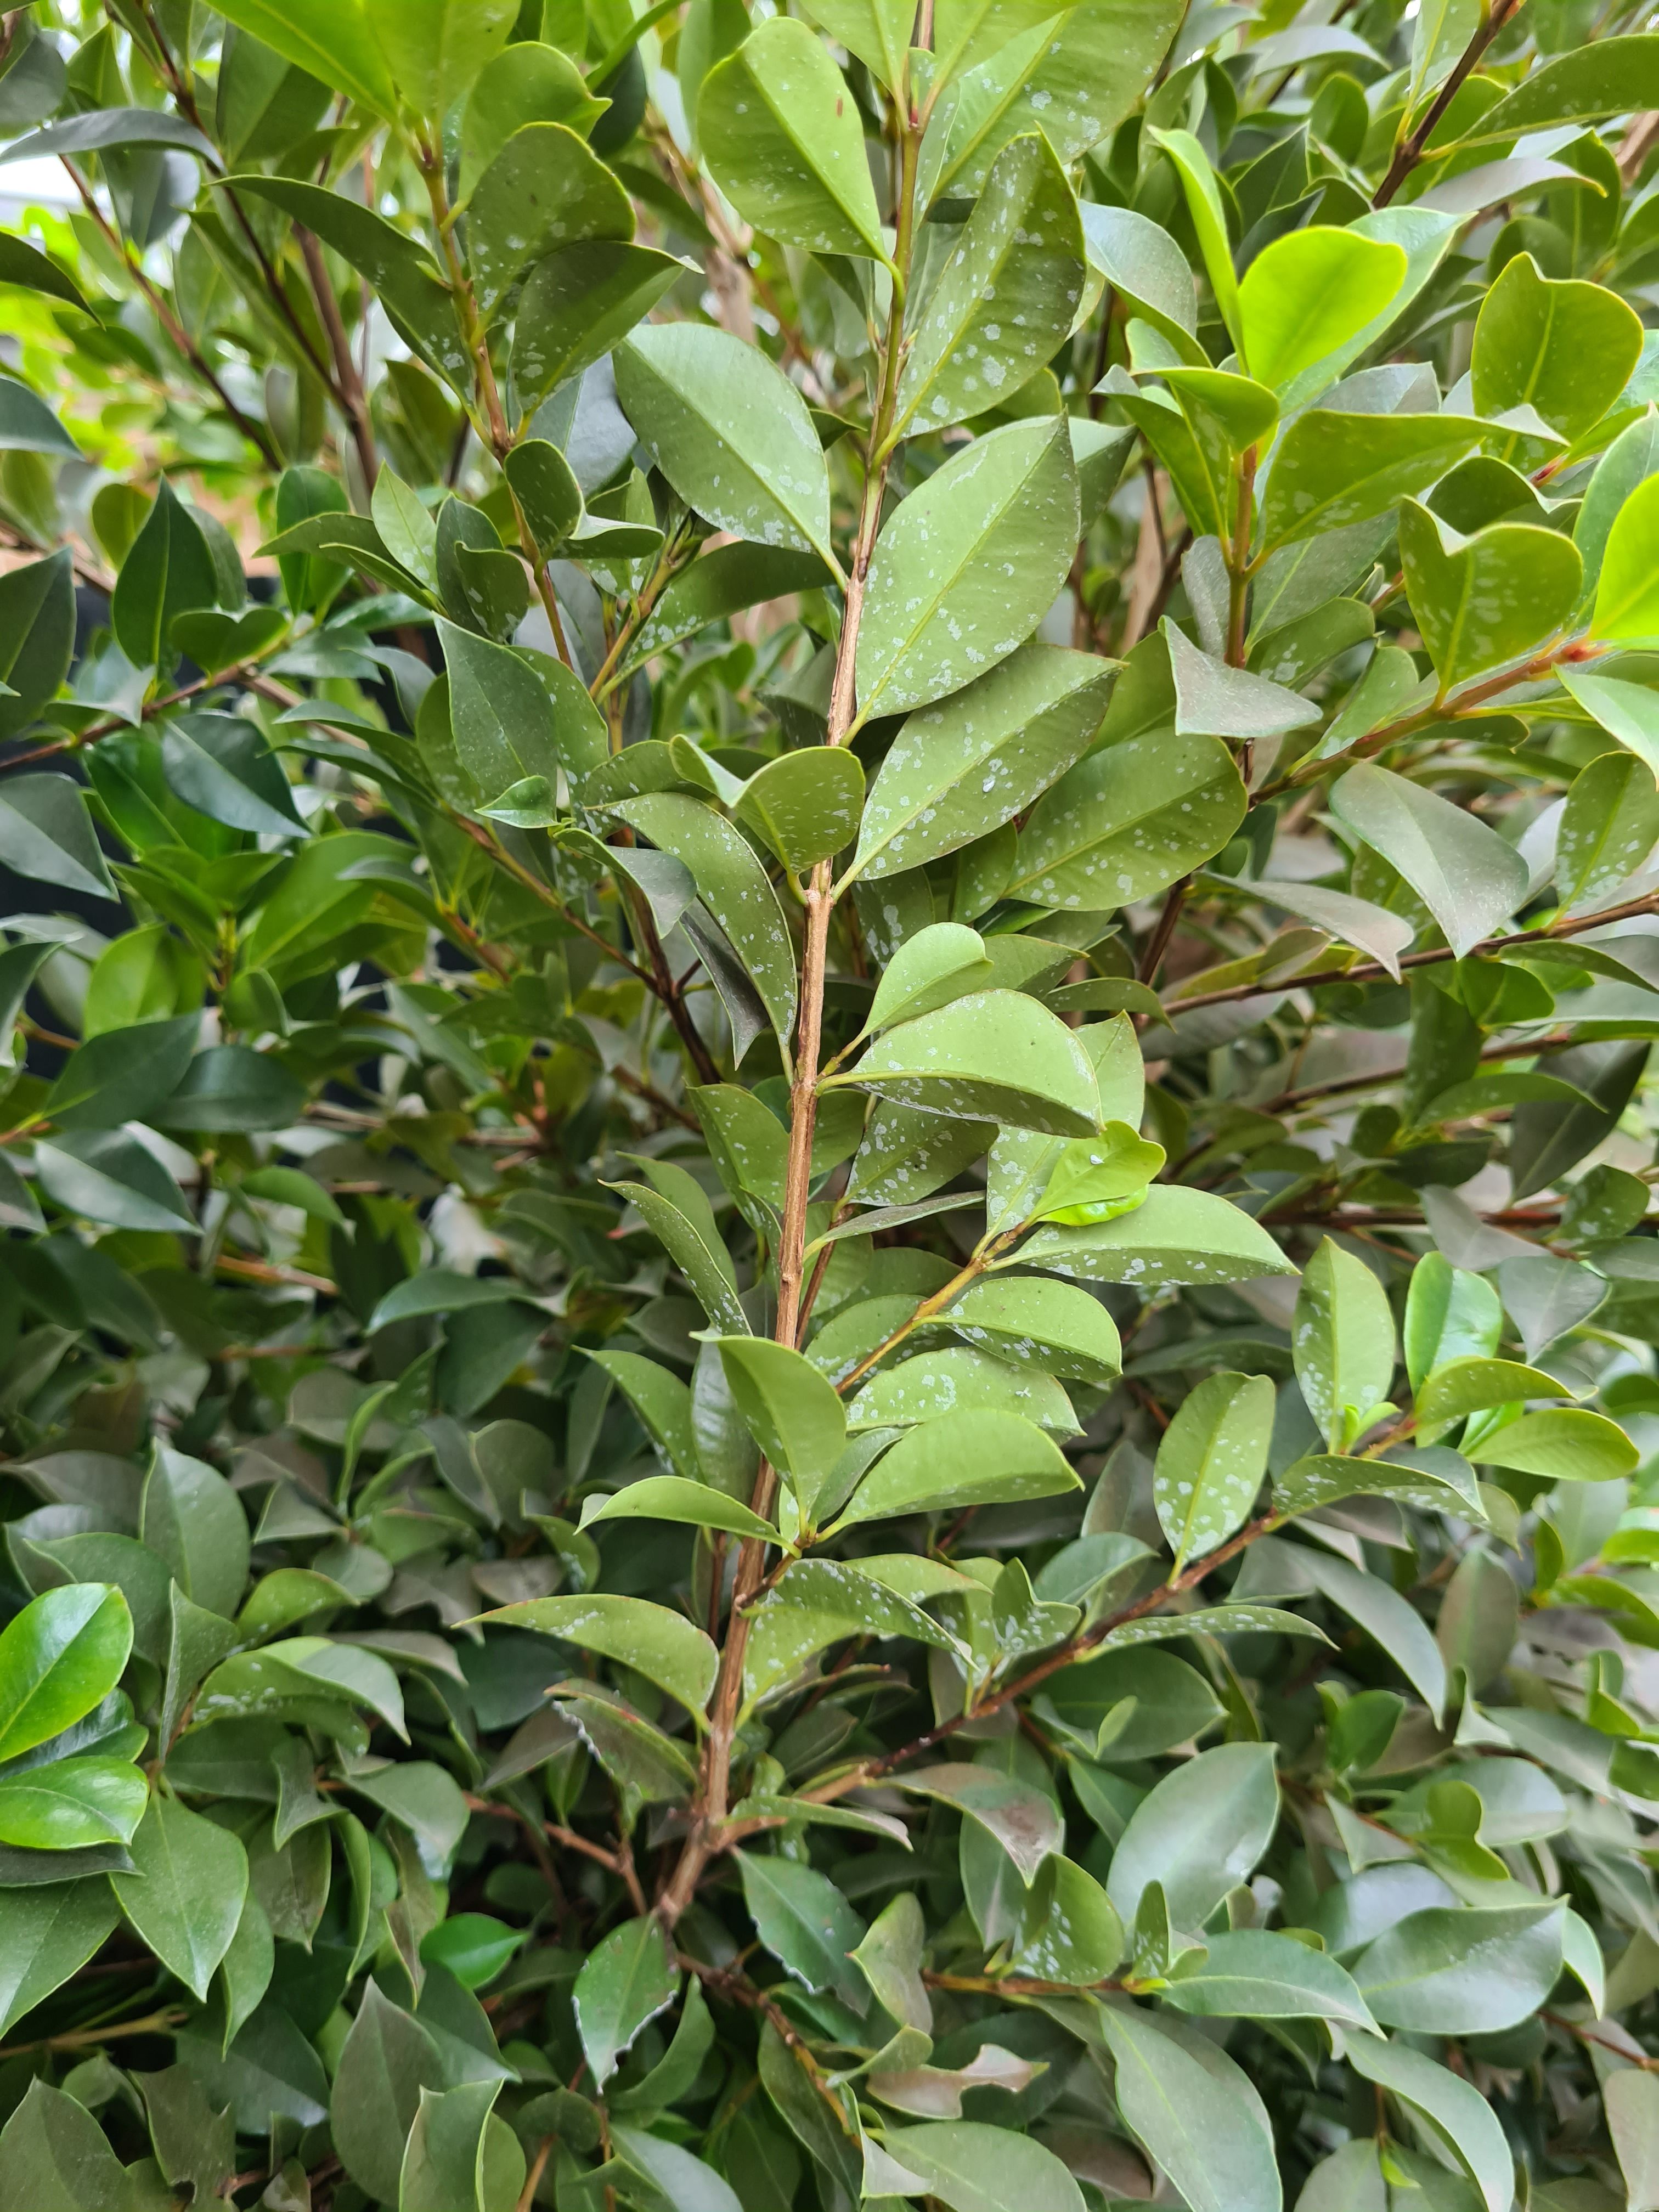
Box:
[0,1,1655,2207]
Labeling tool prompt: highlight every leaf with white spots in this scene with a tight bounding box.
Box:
[1007,727,1245,911]
[1153,1370,1274,1573]
[616,324,837,568]
[896,133,1086,436]
[855,417,1079,721]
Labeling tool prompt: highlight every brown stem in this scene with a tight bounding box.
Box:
[296,227,379,489]
[1372,0,1525,207]
[654,115,927,1931]
[1138,877,1192,988]
[0,2006,187,2059]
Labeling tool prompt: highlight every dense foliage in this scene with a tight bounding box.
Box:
[8,0,1659,2206]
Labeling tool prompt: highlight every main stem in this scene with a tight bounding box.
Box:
[657,115,926,1927]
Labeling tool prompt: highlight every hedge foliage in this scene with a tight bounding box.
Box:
[2,0,1659,2206]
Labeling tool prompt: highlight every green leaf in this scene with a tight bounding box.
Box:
[896,134,1085,435]
[715,1338,847,1514]
[1329,763,1527,958]
[617,324,837,567]
[1250,1539,1448,1719]
[466,122,634,315]
[159,716,304,837]
[1258,412,1483,554]
[0,234,87,312]
[1594,472,1659,645]
[839,988,1101,1136]
[1019,1184,1297,1287]
[47,1013,199,1131]
[584,1348,700,1482]
[0,552,75,742]
[580,1476,775,1542]
[944,1277,1122,1383]
[1154,1370,1274,1573]
[1398,500,1582,690]
[1105,1742,1279,1929]
[0,773,112,899]
[855,416,1079,720]
[738,1853,868,2011]
[35,1131,195,1234]
[364,0,517,125]
[1343,2035,1515,2212]
[0,1757,146,1850]
[511,241,688,411]
[1150,128,1242,349]
[0,1586,133,1764]
[1415,1356,1572,1426]
[733,748,865,872]
[1471,251,1643,448]
[0,376,80,460]
[110,1792,248,2003]
[610,792,798,1041]
[701,20,884,259]
[1006,728,1246,911]
[0,1880,119,2035]
[461,38,606,193]
[887,1762,1062,1881]
[1403,1252,1501,1389]
[1165,621,1319,742]
[141,1446,250,1622]
[852,644,1114,882]
[110,479,223,674]
[405,2084,522,2212]
[865,924,992,1031]
[1166,1928,1378,2028]
[1093,2007,1279,2212]
[608,1168,747,1336]
[1012,1853,1125,1983]
[213,0,396,111]
[574,1916,678,2086]
[877,2123,1086,2212]
[1294,1238,1396,1452]
[1352,1900,1562,2034]
[331,1981,444,2205]
[0,2079,132,2212]
[848,1346,1080,1436]
[1469,1405,1637,1481]
[475,1594,719,1714]
[799,0,913,90]
[1238,227,1407,396]
[831,1408,1081,1530]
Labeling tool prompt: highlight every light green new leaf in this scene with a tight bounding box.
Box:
[574,1917,678,2086]
[866,924,992,1031]
[1154,1371,1274,1573]
[1330,763,1528,958]
[1238,227,1406,394]
[848,1347,1080,1436]
[840,988,1101,1136]
[617,324,836,568]
[896,133,1086,435]
[1397,500,1582,691]
[475,1594,719,1714]
[1294,1238,1396,1452]
[1594,473,1659,645]
[1417,1356,1573,1427]
[701,20,885,259]
[1150,128,1242,349]
[856,417,1079,720]
[1560,748,1659,909]
[1471,251,1643,448]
